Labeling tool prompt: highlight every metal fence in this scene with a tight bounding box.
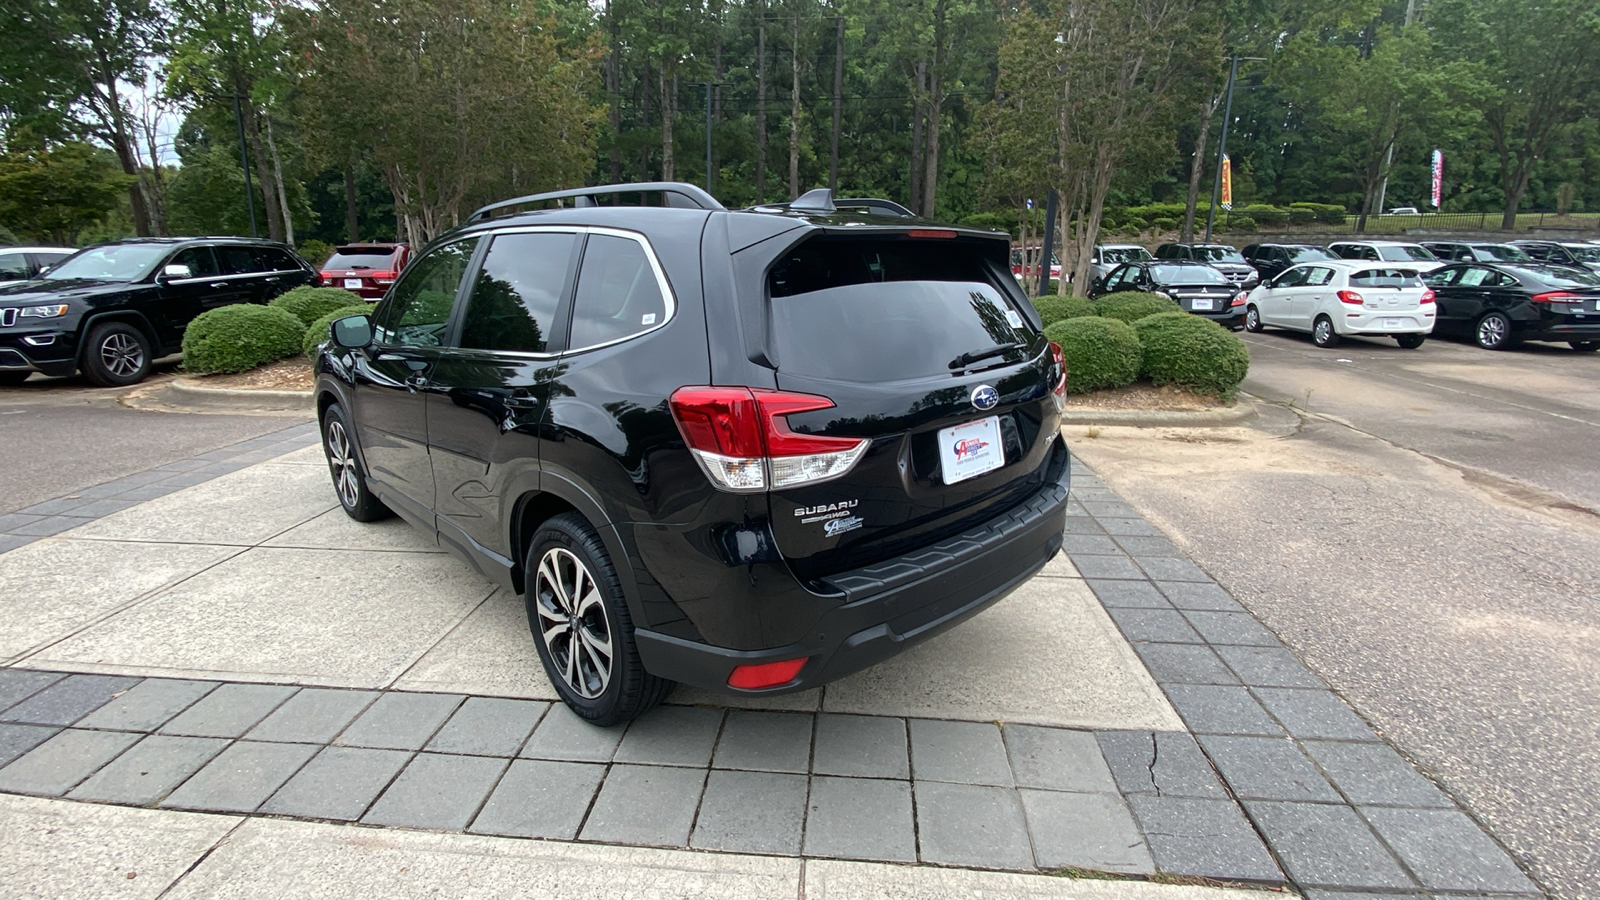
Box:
[1214,209,1600,237]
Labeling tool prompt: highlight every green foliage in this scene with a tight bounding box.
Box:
[0,224,17,245]
[1091,292,1181,323]
[1288,203,1348,224]
[182,304,305,374]
[1033,296,1096,326]
[0,141,132,243]
[1132,312,1250,400]
[302,305,369,358]
[269,286,365,325]
[1237,204,1287,227]
[1042,316,1141,394]
[1224,214,1258,232]
[1151,217,1179,232]
[296,239,335,267]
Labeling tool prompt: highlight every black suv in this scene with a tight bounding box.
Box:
[1153,242,1260,288]
[0,237,316,386]
[312,182,1072,725]
[1240,243,1335,282]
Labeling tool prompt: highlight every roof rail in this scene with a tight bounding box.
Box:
[468,182,725,222]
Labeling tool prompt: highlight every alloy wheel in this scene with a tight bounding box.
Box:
[1478,316,1507,348]
[534,547,613,699]
[324,420,360,509]
[100,332,145,377]
[1314,320,1332,344]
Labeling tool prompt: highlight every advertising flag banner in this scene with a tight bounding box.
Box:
[1220,155,1233,210]
[1431,150,1443,208]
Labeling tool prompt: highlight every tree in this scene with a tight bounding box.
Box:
[0,139,132,243]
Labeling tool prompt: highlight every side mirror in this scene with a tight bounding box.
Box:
[161,263,192,281]
[332,314,374,349]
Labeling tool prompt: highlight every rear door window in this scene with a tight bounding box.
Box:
[568,234,670,349]
[1304,267,1336,286]
[457,231,577,353]
[216,245,262,275]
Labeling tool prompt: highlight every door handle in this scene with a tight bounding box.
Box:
[504,390,540,409]
[209,282,229,289]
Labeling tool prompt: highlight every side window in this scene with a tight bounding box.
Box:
[1104,266,1128,289]
[1304,267,1335,287]
[568,234,668,348]
[1455,267,1493,288]
[257,247,299,271]
[169,247,220,278]
[216,245,261,275]
[1276,267,1309,288]
[371,238,479,347]
[1426,268,1460,287]
[457,232,577,353]
[0,252,29,279]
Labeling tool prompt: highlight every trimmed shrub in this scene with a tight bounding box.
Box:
[1238,204,1288,227]
[1043,316,1142,394]
[1033,296,1096,326]
[302,305,371,358]
[182,304,305,375]
[1289,202,1347,224]
[296,239,335,268]
[269,286,367,326]
[1132,311,1250,399]
[1092,292,1181,324]
[1287,208,1315,226]
[1151,217,1179,232]
[1224,214,1258,232]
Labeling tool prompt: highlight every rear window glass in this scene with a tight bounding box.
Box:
[326,248,399,269]
[1377,245,1436,262]
[1151,264,1228,284]
[1474,245,1529,261]
[1351,268,1424,288]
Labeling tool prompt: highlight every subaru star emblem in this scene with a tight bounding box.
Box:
[971,385,1000,411]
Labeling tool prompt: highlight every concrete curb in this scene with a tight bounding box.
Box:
[160,378,314,412]
[1059,396,1257,428]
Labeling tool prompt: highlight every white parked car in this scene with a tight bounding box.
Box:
[0,246,75,286]
[1327,240,1444,273]
[1243,260,1435,349]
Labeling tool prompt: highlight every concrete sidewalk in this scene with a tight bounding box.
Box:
[0,424,1542,897]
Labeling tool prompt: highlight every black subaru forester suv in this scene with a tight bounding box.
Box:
[312,183,1072,724]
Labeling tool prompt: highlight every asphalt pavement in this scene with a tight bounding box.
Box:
[1073,328,1600,900]
[0,369,308,515]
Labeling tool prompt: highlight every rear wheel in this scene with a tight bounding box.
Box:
[526,512,672,726]
[322,403,392,521]
[1568,341,1600,352]
[1244,305,1263,333]
[81,321,152,386]
[1475,312,1515,350]
[1396,334,1425,349]
[1312,315,1339,348]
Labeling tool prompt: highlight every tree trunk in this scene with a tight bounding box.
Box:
[265,116,294,246]
[909,61,926,213]
[757,26,767,202]
[921,0,946,218]
[344,161,358,240]
[1180,94,1217,243]
[830,15,843,191]
[95,57,152,237]
[789,13,800,198]
[608,1,622,184]
[660,70,676,181]
[1502,159,1535,230]
[640,62,652,180]
[240,100,284,241]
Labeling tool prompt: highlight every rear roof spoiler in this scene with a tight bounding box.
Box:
[468,182,725,221]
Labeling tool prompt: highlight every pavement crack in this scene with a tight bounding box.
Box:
[1147,732,1161,796]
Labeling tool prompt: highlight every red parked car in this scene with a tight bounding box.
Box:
[319,243,411,300]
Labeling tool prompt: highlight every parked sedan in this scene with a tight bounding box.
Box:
[1425,262,1600,350]
[1243,261,1434,349]
[1420,241,1532,264]
[1241,243,1336,282]
[1091,260,1245,328]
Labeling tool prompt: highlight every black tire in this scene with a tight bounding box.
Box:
[1475,311,1516,350]
[1396,334,1426,349]
[1312,315,1340,348]
[1244,305,1264,333]
[525,512,673,726]
[0,372,29,387]
[80,321,152,386]
[321,403,393,522]
[1568,341,1600,352]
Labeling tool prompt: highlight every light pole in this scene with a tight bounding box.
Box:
[230,94,260,238]
[700,81,732,195]
[1203,56,1264,242]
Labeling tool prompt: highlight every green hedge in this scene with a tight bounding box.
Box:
[302,305,371,358]
[1224,214,1258,232]
[182,304,305,375]
[1043,316,1142,394]
[1092,292,1181,323]
[269,286,367,326]
[1033,296,1096,327]
[1132,312,1250,400]
[1288,201,1347,224]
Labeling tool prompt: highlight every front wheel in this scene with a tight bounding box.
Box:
[1312,315,1340,348]
[1475,312,1516,350]
[322,403,392,521]
[1396,334,1426,349]
[1568,341,1600,352]
[526,512,672,726]
[81,321,152,386]
[1244,305,1263,333]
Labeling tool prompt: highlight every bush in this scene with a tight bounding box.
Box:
[1151,217,1179,232]
[1287,208,1315,226]
[1132,311,1250,399]
[1223,214,1258,232]
[182,304,305,374]
[1042,316,1142,394]
[1092,292,1181,324]
[1033,296,1096,326]
[1289,202,1347,224]
[1238,204,1288,227]
[269,286,367,326]
[302,305,371,358]
[296,239,335,268]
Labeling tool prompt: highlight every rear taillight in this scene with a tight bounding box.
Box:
[1337,290,1365,305]
[1231,291,1246,307]
[1420,289,1435,304]
[372,270,397,285]
[669,387,869,492]
[1530,291,1583,303]
[1048,341,1067,396]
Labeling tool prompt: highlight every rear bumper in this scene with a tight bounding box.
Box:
[1341,309,1433,335]
[1190,307,1246,329]
[634,446,1072,694]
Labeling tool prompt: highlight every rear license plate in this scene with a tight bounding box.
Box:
[343,278,363,289]
[938,416,1004,485]
[1384,318,1402,328]
[1191,298,1215,311]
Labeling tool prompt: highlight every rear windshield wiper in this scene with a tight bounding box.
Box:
[949,342,1025,371]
